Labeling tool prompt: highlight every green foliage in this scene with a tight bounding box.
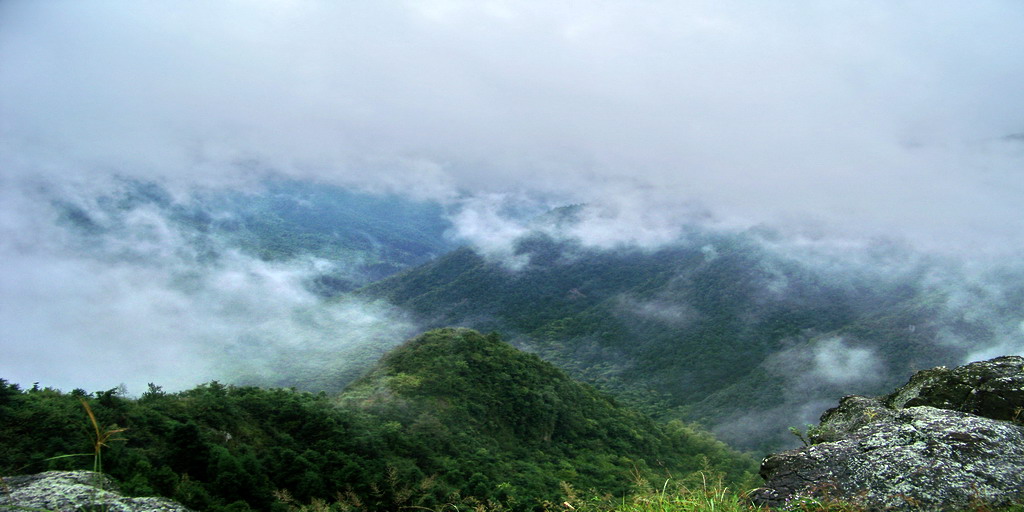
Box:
[0,329,757,512]
[548,472,760,512]
[360,233,968,451]
[788,424,835,448]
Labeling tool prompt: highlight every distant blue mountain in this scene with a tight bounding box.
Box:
[55,178,457,294]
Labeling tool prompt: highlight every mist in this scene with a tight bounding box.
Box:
[0,176,421,393]
[4,2,1024,252]
[3,1,1024,399]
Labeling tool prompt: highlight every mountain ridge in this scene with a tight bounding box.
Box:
[357,230,991,451]
[0,327,756,512]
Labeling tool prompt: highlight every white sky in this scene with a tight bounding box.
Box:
[2,1,1024,391]
[3,1,1023,251]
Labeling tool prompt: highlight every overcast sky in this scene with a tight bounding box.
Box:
[4,0,1024,249]
[2,1,1024,391]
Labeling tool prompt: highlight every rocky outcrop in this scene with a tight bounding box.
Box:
[0,470,191,512]
[885,355,1024,421]
[752,356,1024,510]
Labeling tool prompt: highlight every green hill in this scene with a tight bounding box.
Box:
[359,232,978,451]
[0,328,756,512]
[341,328,756,495]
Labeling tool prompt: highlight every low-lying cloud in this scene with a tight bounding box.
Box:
[808,337,883,386]
[3,1,1024,257]
[0,178,419,393]
[764,337,881,392]
[614,295,704,330]
[4,1,1024,399]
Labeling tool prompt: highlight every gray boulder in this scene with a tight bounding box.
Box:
[885,355,1024,421]
[752,356,1024,510]
[0,470,191,512]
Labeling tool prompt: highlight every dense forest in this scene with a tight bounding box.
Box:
[9,179,1024,510]
[36,180,1024,454]
[0,328,757,512]
[358,227,1024,450]
[6,2,1024,509]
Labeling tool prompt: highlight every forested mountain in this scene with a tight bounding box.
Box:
[194,180,455,289]
[6,3,1022,510]
[0,329,756,512]
[16,176,1024,475]
[359,228,1018,451]
[54,178,455,294]
[15,177,461,394]
[51,179,1016,454]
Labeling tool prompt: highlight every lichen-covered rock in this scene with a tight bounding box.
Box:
[810,395,897,444]
[885,355,1024,421]
[754,406,1024,509]
[0,470,191,512]
[752,356,1024,510]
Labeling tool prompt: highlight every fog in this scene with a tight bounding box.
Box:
[0,175,420,393]
[4,1,1024,251]
[3,1,1024,393]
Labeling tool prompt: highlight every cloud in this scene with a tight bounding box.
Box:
[445,187,714,269]
[446,193,536,269]
[923,262,1024,362]
[3,1,1024,256]
[713,398,837,451]
[614,295,703,330]
[4,0,1024,396]
[0,178,418,393]
[808,337,883,386]
[709,335,887,449]
[769,333,891,391]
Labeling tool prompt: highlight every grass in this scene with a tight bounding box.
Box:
[76,398,128,512]
[0,400,126,512]
[79,398,127,476]
[273,471,773,512]
[547,471,761,512]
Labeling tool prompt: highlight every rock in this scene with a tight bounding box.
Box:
[810,395,897,444]
[752,356,1024,510]
[0,470,192,512]
[885,355,1024,421]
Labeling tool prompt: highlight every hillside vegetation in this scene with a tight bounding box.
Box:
[359,230,1013,450]
[0,328,756,512]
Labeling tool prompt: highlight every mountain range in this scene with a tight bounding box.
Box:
[357,220,1017,450]
[6,179,1024,511]
[0,328,756,512]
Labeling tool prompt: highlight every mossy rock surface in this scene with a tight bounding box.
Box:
[1,470,192,512]
[755,356,1024,510]
[886,355,1024,421]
